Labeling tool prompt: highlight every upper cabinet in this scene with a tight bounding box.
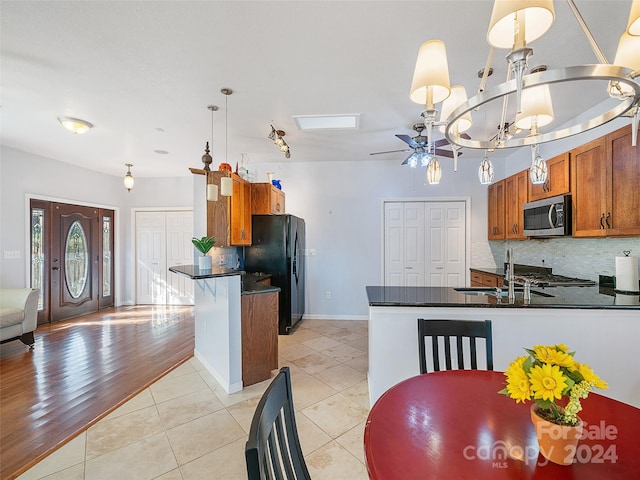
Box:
[200,171,252,247]
[251,183,285,215]
[505,170,528,239]
[488,179,506,240]
[571,125,640,237]
[528,152,570,202]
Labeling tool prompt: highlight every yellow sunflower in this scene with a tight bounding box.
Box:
[529,363,568,401]
[532,345,575,368]
[574,362,609,389]
[505,368,531,403]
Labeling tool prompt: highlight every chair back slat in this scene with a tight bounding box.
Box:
[418,319,493,374]
[246,367,312,480]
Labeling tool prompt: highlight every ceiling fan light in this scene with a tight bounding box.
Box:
[439,85,472,134]
[628,0,640,35]
[515,84,554,130]
[478,156,494,185]
[410,40,451,105]
[426,156,442,185]
[420,152,431,168]
[407,154,419,168]
[487,0,555,49]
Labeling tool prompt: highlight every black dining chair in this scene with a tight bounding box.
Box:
[417,319,493,374]
[245,366,311,480]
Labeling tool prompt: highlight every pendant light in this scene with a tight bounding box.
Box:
[426,156,442,185]
[123,164,134,191]
[478,152,494,185]
[529,144,548,185]
[220,88,233,197]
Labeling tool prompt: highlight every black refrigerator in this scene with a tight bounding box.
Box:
[244,214,305,334]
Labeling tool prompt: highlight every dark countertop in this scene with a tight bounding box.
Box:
[366,285,640,309]
[470,266,506,276]
[168,265,279,295]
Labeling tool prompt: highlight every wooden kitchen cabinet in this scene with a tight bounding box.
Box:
[571,125,640,237]
[241,290,278,386]
[470,269,504,287]
[251,183,285,215]
[528,152,570,202]
[192,170,252,247]
[505,170,528,239]
[487,179,506,240]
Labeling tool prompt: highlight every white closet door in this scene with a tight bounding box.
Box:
[166,211,194,304]
[136,212,167,304]
[136,210,194,305]
[384,200,466,287]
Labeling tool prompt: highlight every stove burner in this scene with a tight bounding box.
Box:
[512,273,596,287]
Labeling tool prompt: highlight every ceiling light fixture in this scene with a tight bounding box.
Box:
[529,144,548,185]
[57,116,93,134]
[426,155,442,185]
[628,0,640,35]
[219,88,234,197]
[478,151,494,185]
[268,125,291,158]
[407,0,640,159]
[123,164,134,191]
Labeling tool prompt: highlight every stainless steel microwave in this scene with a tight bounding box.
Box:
[523,194,571,237]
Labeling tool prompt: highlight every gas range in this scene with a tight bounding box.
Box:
[512,273,596,287]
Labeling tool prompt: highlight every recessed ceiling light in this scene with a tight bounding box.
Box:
[57,116,93,134]
[154,149,169,155]
[293,114,360,131]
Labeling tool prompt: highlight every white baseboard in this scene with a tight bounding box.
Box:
[301,314,369,321]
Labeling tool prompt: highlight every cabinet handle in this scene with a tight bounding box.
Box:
[606,212,611,229]
[600,213,605,229]
[276,203,281,212]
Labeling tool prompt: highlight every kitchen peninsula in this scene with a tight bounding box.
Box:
[170,265,279,393]
[366,285,640,408]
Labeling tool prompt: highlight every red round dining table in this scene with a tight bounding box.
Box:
[364,370,640,480]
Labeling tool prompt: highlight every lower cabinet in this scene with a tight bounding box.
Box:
[241,291,279,386]
[470,269,504,287]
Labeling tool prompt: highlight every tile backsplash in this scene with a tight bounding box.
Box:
[487,237,640,282]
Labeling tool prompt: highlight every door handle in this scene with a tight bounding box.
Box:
[405,267,413,269]
[600,213,605,229]
[52,266,60,271]
[605,212,611,228]
[435,267,444,270]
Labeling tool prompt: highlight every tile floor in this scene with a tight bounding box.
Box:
[17,319,371,480]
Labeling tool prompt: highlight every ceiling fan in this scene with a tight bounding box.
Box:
[370,122,466,167]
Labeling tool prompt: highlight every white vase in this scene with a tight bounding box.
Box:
[198,255,212,270]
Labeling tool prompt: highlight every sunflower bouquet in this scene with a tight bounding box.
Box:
[499,344,608,426]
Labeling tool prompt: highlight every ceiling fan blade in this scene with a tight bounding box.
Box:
[370,148,412,156]
[434,148,463,158]
[433,138,450,148]
[395,134,419,148]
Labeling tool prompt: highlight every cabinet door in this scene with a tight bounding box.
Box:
[528,152,570,201]
[230,174,252,245]
[571,137,608,237]
[271,189,285,214]
[607,126,640,236]
[488,180,505,240]
[505,171,528,239]
[206,172,231,247]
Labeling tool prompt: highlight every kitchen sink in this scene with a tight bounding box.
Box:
[454,287,554,298]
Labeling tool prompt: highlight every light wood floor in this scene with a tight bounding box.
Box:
[0,305,195,480]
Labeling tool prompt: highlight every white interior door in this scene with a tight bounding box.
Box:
[136,211,193,305]
[384,200,466,287]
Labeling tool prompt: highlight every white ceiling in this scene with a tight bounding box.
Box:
[0,1,633,179]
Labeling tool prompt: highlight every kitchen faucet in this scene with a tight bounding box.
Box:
[506,248,515,302]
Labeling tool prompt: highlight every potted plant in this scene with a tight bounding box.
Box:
[192,236,215,270]
[499,343,608,465]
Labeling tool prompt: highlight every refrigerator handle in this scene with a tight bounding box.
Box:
[293,230,299,283]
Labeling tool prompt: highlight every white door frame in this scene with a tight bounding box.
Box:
[380,197,472,286]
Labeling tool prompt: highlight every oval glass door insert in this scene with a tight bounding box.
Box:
[65,220,88,298]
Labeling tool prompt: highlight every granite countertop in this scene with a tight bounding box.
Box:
[169,265,280,295]
[366,285,640,309]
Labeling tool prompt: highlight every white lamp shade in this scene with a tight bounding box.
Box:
[515,84,554,130]
[426,157,442,184]
[478,156,495,185]
[58,116,93,134]
[220,176,233,196]
[409,40,451,105]
[530,155,548,184]
[207,183,219,201]
[609,33,640,98]
[439,85,472,133]
[628,0,640,35]
[487,0,555,49]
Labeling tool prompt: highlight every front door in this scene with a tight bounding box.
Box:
[50,203,99,321]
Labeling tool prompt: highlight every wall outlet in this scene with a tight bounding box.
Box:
[309,249,316,256]
[325,291,331,299]
[4,251,20,259]
[218,254,226,266]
